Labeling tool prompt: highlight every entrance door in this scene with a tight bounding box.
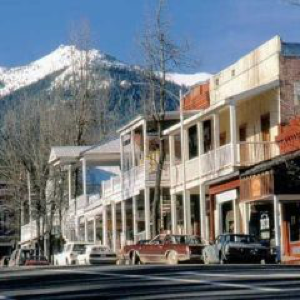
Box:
[261,114,271,160]
[220,201,234,234]
[239,125,248,165]
[283,203,300,257]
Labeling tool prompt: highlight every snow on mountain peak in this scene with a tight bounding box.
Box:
[0,45,125,98]
[166,72,211,87]
[0,44,211,98]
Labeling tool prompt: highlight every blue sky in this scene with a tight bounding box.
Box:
[0,0,299,73]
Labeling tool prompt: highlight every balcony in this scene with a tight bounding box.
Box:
[170,141,280,187]
[237,141,279,166]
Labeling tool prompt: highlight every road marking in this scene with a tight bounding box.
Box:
[180,271,300,279]
[54,268,281,293]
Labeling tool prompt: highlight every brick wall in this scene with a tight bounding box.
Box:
[280,56,300,123]
[276,117,300,154]
[182,81,210,111]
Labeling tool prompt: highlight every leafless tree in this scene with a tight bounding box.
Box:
[140,0,190,235]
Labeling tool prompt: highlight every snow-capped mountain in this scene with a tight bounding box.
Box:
[0,45,210,99]
[0,45,132,98]
[166,72,211,87]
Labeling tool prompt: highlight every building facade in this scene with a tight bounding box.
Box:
[19,36,300,263]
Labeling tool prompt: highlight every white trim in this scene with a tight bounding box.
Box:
[215,189,237,204]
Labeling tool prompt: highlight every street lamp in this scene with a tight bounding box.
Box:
[120,80,190,235]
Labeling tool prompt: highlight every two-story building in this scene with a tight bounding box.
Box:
[20,35,300,263]
[165,35,300,262]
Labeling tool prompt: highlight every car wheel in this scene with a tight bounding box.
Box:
[219,253,226,265]
[167,251,178,265]
[130,252,139,265]
[260,259,266,265]
[203,251,210,265]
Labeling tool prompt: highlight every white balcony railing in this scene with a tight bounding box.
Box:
[170,141,280,188]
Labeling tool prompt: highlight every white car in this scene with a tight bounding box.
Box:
[76,245,117,265]
[54,242,92,266]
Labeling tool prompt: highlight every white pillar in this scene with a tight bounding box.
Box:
[131,130,135,168]
[184,190,191,235]
[184,129,189,161]
[243,203,249,234]
[144,188,151,239]
[233,199,240,234]
[274,195,281,248]
[213,114,220,172]
[68,165,72,206]
[75,217,79,241]
[213,114,220,150]
[93,217,97,243]
[82,158,87,197]
[169,135,175,166]
[229,102,237,165]
[84,218,88,242]
[197,121,204,155]
[121,200,126,247]
[171,193,177,234]
[111,203,117,252]
[102,206,108,246]
[132,196,138,243]
[199,184,206,240]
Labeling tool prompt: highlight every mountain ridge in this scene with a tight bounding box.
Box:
[0,45,211,99]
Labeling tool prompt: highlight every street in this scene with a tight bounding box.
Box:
[1,264,300,299]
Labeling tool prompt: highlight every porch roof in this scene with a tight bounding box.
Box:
[48,146,91,166]
[117,111,198,135]
[80,138,121,165]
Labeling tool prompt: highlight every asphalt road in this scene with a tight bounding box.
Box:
[1,264,300,299]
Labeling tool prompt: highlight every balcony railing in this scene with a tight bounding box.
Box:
[237,141,279,166]
[170,141,280,187]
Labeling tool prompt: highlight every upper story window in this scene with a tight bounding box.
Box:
[188,125,198,159]
[215,78,219,86]
[231,69,235,77]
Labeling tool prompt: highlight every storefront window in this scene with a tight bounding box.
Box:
[249,203,274,242]
[286,203,300,242]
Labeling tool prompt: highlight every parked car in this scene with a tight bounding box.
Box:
[202,234,269,264]
[54,242,92,266]
[25,255,50,266]
[121,234,206,265]
[0,256,10,267]
[8,249,33,267]
[76,245,117,265]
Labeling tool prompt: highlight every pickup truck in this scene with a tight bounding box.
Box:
[121,234,206,265]
[54,242,92,265]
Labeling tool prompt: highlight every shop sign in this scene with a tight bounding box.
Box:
[260,213,270,239]
[216,189,237,203]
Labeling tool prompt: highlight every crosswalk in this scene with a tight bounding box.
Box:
[1,265,300,299]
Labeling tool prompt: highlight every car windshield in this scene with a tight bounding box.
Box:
[228,235,258,243]
[73,244,86,252]
[173,235,202,245]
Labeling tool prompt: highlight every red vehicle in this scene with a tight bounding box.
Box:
[121,234,206,265]
[25,255,50,266]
